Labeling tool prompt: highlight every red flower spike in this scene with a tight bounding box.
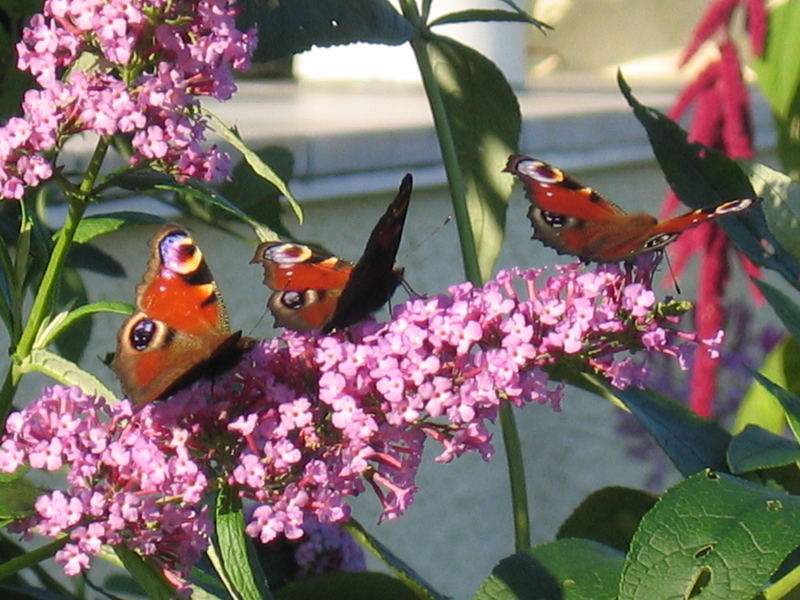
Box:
[668,61,721,121]
[689,226,730,417]
[746,0,767,57]
[679,0,740,67]
[718,40,754,159]
[737,252,766,305]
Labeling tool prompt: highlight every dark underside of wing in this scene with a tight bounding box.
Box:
[325,173,412,332]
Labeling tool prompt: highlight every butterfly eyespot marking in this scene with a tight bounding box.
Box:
[714,198,756,214]
[279,290,307,310]
[513,157,565,184]
[642,233,679,250]
[159,231,204,275]
[130,318,156,351]
[539,209,577,229]
[125,316,172,352]
[260,243,314,264]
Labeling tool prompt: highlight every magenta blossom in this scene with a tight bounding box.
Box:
[0,0,255,198]
[1,261,715,581]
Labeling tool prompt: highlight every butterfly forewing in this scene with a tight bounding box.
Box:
[325,173,413,332]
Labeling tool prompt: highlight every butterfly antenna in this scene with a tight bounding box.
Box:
[663,251,682,295]
[247,306,272,337]
[399,275,424,298]
[403,215,452,259]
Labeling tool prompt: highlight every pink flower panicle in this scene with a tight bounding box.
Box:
[0,0,256,199]
[0,386,209,586]
[1,262,713,580]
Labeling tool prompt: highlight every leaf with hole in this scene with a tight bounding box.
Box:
[620,470,800,600]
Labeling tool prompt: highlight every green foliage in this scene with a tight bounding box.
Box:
[4,2,800,600]
[277,572,421,600]
[427,35,520,281]
[735,338,799,435]
[239,0,414,62]
[752,0,800,179]
[213,484,273,600]
[556,487,657,553]
[475,539,624,600]
[601,382,732,476]
[620,470,800,600]
[618,71,800,289]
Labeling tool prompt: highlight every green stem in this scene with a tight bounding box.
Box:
[762,562,800,599]
[499,403,531,550]
[1,136,110,418]
[402,0,531,549]
[401,0,482,285]
[0,536,69,580]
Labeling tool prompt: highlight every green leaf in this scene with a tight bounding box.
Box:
[752,371,800,445]
[240,0,414,62]
[428,35,520,281]
[204,109,301,227]
[0,538,68,582]
[219,146,296,238]
[619,470,800,600]
[734,337,797,434]
[429,9,548,30]
[213,484,273,600]
[738,160,800,266]
[52,267,90,363]
[751,0,800,119]
[276,572,420,600]
[17,349,118,401]
[617,71,800,287]
[556,487,657,553]
[598,381,731,476]
[728,424,800,474]
[344,520,446,600]
[35,301,132,350]
[475,539,623,600]
[0,479,40,521]
[72,212,166,244]
[753,278,800,341]
[155,177,275,242]
[114,546,177,600]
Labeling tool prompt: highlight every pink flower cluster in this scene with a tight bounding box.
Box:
[1,0,255,198]
[0,261,715,579]
[0,386,209,583]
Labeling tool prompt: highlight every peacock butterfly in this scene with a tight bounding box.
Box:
[504,154,761,262]
[251,173,413,333]
[112,225,254,408]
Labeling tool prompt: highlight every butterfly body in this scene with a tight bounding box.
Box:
[253,173,412,332]
[505,154,760,262]
[112,225,251,408]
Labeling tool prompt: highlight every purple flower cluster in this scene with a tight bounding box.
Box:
[1,0,255,198]
[292,517,366,578]
[0,386,209,584]
[0,262,715,581]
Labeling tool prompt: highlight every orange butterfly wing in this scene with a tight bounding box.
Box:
[252,173,413,332]
[505,154,760,262]
[112,225,250,408]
